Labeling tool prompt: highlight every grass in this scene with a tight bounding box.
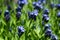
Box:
[0,0,60,40]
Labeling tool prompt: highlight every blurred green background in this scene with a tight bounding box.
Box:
[0,0,60,40]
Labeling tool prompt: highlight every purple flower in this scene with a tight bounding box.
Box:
[42,14,49,22]
[4,10,10,21]
[51,34,58,40]
[45,29,52,37]
[38,0,46,4]
[50,2,55,9]
[18,26,25,33]
[18,0,28,7]
[56,4,60,9]
[4,10,10,16]
[28,10,38,20]
[33,1,41,6]
[43,9,49,15]
[18,26,25,37]
[5,14,10,21]
[44,16,49,22]
[42,14,48,19]
[16,6,21,12]
[32,9,38,16]
[44,24,51,30]
[33,2,43,10]
[57,12,60,18]
[7,5,11,11]
[16,12,21,20]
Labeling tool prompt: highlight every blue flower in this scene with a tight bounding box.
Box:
[32,9,38,16]
[4,10,10,21]
[28,10,38,20]
[44,16,49,22]
[16,12,21,20]
[7,5,11,11]
[18,26,25,33]
[56,4,60,9]
[18,26,25,37]
[45,29,52,37]
[33,2,43,10]
[4,10,10,16]
[43,9,49,15]
[16,6,21,12]
[44,24,51,30]
[18,0,28,7]
[50,2,55,9]
[51,34,58,40]
[38,0,46,4]
[57,12,60,18]
[42,14,48,19]
[5,14,10,21]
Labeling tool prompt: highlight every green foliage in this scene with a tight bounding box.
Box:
[0,0,60,40]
